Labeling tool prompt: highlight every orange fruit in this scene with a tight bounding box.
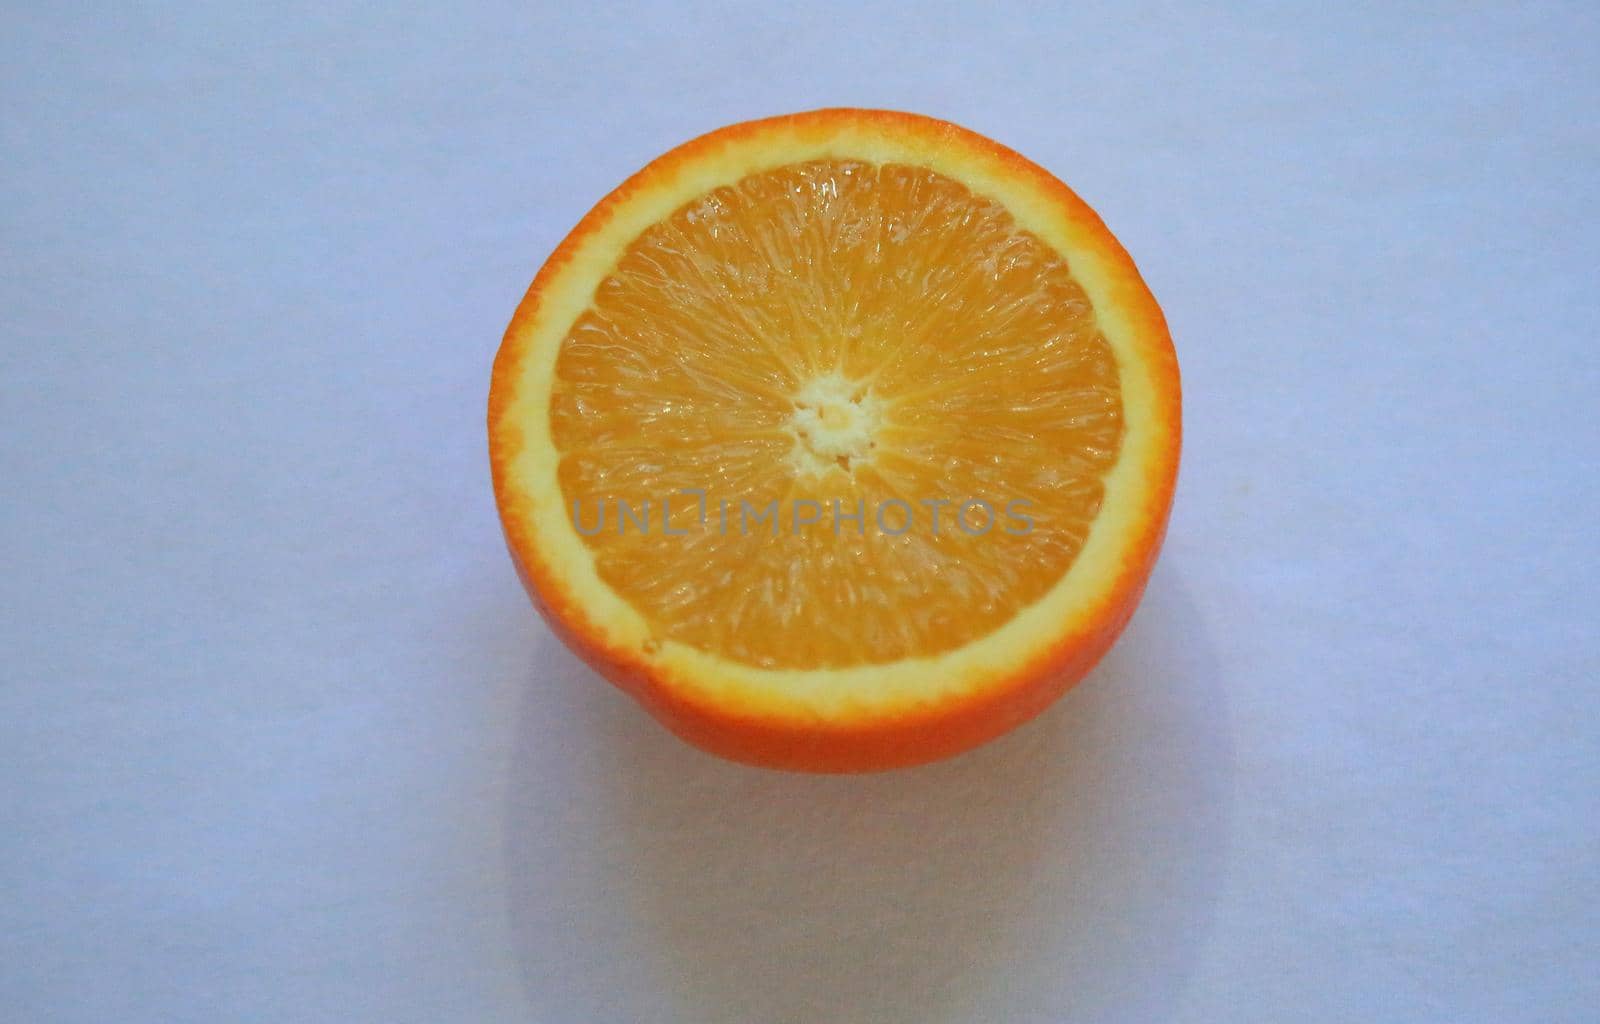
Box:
[490,109,1179,772]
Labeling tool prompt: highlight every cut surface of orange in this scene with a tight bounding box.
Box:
[490,110,1179,772]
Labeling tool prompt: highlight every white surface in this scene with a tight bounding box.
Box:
[3,4,1597,1022]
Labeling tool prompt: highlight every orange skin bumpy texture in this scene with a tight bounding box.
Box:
[490,109,1180,772]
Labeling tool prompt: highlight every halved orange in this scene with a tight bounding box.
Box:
[490,109,1179,772]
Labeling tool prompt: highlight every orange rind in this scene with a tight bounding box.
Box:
[490,109,1180,771]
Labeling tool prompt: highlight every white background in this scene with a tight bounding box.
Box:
[3,3,1596,1022]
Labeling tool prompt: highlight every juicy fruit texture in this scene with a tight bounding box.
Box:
[551,159,1123,670]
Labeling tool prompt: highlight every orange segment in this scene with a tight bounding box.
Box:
[550,159,1122,670]
[490,110,1179,771]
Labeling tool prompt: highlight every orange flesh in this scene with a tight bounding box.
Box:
[550,159,1123,669]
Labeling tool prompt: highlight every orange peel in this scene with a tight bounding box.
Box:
[490,109,1180,771]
